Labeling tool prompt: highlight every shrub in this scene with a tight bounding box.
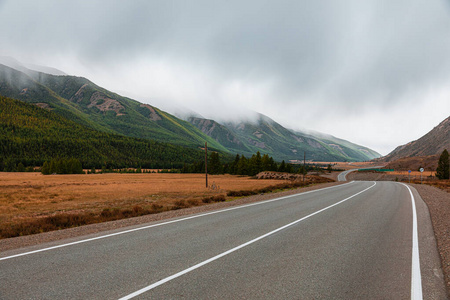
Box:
[202,194,227,203]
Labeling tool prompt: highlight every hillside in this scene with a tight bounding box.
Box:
[0,64,227,152]
[0,96,205,169]
[382,116,450,162]
[384,155,439,172]
[187,117,252,154]
[0,60,381,162]
[296,130,381,161]
[189,113,381,162]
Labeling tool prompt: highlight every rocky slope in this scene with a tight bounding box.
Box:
[382,116,450,162]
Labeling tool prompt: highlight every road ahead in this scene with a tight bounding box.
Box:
[0,181,446,299]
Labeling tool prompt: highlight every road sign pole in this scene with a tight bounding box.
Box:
[419,167,424,184]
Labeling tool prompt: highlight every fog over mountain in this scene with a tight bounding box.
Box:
[1,0,450,155]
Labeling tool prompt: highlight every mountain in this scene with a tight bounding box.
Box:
[0,56,66,76]
[188,113,381,162]
[295,130,381,161]
[0,63,227,152]
[187,117,252,154]
[382,116,450,162]
[0,59,381,162]
[0,95,205,169]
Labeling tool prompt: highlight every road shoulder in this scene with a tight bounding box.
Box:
[412,184,450,298]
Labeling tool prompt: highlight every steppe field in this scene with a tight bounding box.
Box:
[0,172,290,238]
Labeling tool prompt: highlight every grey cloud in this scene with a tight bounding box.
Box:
[1,0,449,154]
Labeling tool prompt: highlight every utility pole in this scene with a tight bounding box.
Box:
[205,142,208,188]
[303,152,306,182]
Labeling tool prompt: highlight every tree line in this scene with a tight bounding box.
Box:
[0,95,207,170]
[41,157,83,175]
[182,151,315,176]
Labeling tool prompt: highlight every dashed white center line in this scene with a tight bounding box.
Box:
[118,182,376,300]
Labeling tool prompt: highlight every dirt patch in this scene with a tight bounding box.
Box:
[89,92,125,115]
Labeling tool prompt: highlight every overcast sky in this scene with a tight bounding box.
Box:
[1,0,450,155]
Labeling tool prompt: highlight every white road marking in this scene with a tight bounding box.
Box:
[0,181,355,261]
[399,183,423,300]
[118,182,377,300]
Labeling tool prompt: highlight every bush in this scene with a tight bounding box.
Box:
[202,194,227,203]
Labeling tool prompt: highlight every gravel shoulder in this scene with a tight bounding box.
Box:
[412,183,450,296]
[0,181,343,252]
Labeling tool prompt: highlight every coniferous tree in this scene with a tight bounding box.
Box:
[41,161,50,175]
[250,151,262,175]
[17,162,25,172]
[237,155,249,175]
[261,154,270,171]
[436,149,449,180]
[285,163,293,173]
[209,152,223,174]
[228,154,240,175]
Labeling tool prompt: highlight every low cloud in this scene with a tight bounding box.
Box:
[1,0,449,155]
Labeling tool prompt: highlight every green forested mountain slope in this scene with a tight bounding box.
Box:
[295,130,381,161]
[0,62,381,162]
[189,113,381,162]
[187,117,253,154]
[0,96,205,168]
[0,64,227,152]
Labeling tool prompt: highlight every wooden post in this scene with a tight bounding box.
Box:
[205,142,208,188]
[303,152,306,182]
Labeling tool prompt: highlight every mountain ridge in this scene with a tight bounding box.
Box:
[0,60,381,162]
[188,112,381,162]
[0,63,228,152]
[381,116,450,162]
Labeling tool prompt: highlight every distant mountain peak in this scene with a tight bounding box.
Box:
[0,56,66,76]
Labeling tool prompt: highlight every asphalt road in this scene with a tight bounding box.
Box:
[337,169,357,181]
[0,181,447,299]
[338,166,385,181]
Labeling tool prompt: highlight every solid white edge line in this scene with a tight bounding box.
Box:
[118,181,377,300]
[0,181,356,261]
[399,183,423,300]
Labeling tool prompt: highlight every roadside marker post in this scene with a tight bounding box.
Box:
[205,142,208,188]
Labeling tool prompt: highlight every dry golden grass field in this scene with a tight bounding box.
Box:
[0,172,289,221]
[389,170,436,177]
[0,172,294,237]
[312,161,382,170]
